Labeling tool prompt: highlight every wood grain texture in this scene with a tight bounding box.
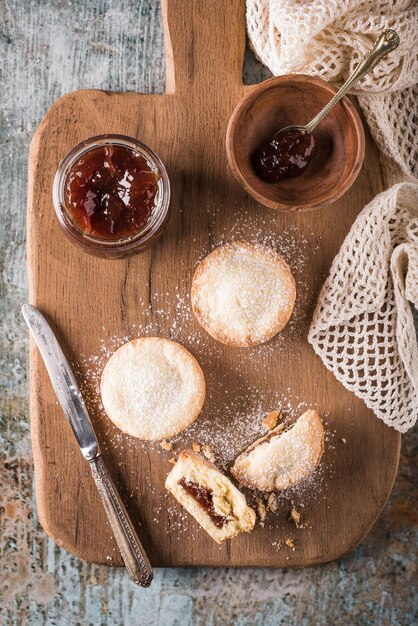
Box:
[26,0,400,567]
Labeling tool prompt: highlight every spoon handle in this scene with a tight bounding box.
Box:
[305,29,400,133]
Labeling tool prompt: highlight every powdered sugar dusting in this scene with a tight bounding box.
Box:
[100,338,205,440]
[75,219,330,534]
[191,241,296,346]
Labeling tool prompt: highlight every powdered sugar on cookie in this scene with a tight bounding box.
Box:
[191,241,296,347]
[101,337,205,440]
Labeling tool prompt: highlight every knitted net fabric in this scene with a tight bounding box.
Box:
[308,183,418,432]
[246,0,418,180]
[247,1,418,431]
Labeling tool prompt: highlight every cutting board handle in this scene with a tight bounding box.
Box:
[162,0,246,96]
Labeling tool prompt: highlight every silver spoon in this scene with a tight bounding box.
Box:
[253,29,400,184]
[281,29,400,136]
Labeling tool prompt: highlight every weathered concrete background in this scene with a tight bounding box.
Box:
[0,1,417,624]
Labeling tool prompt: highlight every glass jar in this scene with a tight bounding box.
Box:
[52,134,171,259]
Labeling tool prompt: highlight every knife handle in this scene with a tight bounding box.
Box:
[89,455,153,587]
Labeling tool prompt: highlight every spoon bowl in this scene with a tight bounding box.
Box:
[253,126,317,184]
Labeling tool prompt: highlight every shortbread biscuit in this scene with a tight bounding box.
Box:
[101,338,205,440]
[231,410,324,491]
[166,450,256,543]
[191,241,296,347]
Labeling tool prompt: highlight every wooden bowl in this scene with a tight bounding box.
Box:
[226,74,365,211]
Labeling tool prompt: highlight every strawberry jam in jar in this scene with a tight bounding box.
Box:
[53,135,170,258]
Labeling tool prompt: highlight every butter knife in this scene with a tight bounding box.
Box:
[22,304,153,587]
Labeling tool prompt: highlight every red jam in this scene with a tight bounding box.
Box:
[178,479,228,528]
[252,128,317,184]
[64,144,159,240]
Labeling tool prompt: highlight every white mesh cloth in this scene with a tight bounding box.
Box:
[308,183,418,432]
[246,1,418,431]
[246,0,418,180]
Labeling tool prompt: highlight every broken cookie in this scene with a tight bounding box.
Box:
[165,450,256,543]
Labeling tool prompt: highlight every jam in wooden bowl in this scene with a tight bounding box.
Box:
[226,74,365,212]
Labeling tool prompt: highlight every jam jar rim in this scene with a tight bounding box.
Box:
[52,133,171,252]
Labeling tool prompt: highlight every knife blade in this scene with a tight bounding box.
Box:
[22,303,153,587]
[22,303,99,460]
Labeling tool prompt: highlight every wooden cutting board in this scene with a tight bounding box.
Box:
[27,0,400,567]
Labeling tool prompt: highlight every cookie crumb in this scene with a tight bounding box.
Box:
[202,444,215,463]
[340,437,347,444]
[192,443,201,453]
[256,498,267,523]
[168,458,176,465]
[272,539,282,551]
[160,440,172,451]
[267,492,277,512]
[289,506,302,528]
[262,410,282,430]
[285,537,295,548]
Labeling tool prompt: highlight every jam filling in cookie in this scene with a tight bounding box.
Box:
[178,479,229,528]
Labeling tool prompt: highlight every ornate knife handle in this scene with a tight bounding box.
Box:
[89,455,153,587]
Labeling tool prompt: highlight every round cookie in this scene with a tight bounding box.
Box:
[231,409,324,491]
[191,241,296,347]
[101,337,205,440]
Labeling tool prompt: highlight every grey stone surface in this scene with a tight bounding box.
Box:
[0,1,417,624]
